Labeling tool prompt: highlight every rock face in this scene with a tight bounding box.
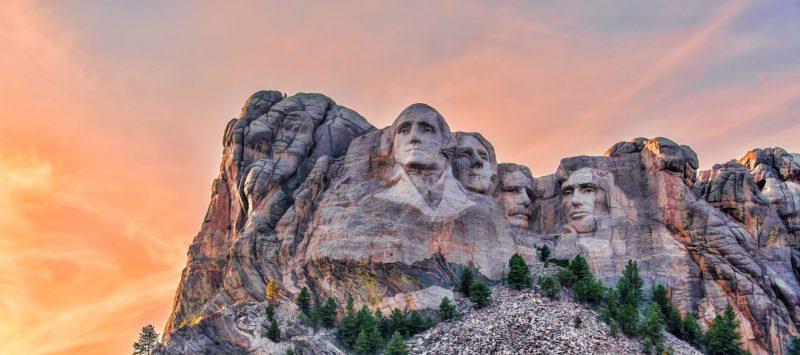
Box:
[158,91,800,354]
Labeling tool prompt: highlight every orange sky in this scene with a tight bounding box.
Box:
[1,1,799,354]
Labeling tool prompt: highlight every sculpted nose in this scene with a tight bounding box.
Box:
[471,154,484,169]
[521,192,531,206]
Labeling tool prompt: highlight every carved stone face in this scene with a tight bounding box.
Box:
[499,169,533,229]
[560,167,606,234]
[454,135,493,194]
[392,109,446,171]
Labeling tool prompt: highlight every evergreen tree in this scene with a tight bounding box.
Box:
[609,319,619,337]
[537,275,560,299]
[266,279,281,305]
[469,280,492,308]
[573,274,604,304]
[390,308,407,337]
[296,287,311,315]
[617,260,644,306]
[266,303,275,321]
[569,255,592,281]
[406,310,425,335]
[460,268,474,296]
[337,297,359,348]
[267,319,281,342]
[357,305,376,333]
[507,253,532,289]
[307,301,322,328]
[353,328,372,355]
[600,287,619,323]
[574,315,582,328]
[375,308,392,339]
[368,325,385,353]
[785,336,800,355]
[132,324,159,355]
[642,303,665,354]
[321,297,338,328]
[539,245,551,266]
[556,268,577,287]
[285,348,294,355]
[682,313,704,348]
[705,305,748,355]
[385,332,409,355]
[424,316,434,330]
[651,284,669,313]
[664,306,684,337]
[618,303,639,336]
[439,296,457,320]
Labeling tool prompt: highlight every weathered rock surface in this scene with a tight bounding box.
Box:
[406,286,701,355]
[158,92,800,355]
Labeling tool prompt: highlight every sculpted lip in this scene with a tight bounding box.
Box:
[570,211,589,218]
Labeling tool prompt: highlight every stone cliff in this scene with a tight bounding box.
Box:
[158,91,800,354]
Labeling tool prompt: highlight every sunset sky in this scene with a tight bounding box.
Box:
[1,1,799,354]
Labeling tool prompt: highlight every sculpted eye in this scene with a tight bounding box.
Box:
[399,127,409,134]
[460,153,469,159]
[562,189,573,196]
[423,126,434,133]
[479,153,487,160]
[583,187,595,193]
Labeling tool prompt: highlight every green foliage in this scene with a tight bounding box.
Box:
[296,287,311,315]
[406,310,426,335]
[469,280,492,308]
[617,260,644,306]
[266,303,275,321]
[321,297,338,328]
[651,285,669,312]
[460,268,474,297]
[385,332,409,355]
[600,288,619,322]
[375,308,392,339]
[267,319,281,342]
[337,297,360,348]
[573,275,604,304]
[549,258,570,268]
[618,303,639,336]
[705,305,749,355]
[651,284,683,337]
[507,253,532,290]
[556,268,577,287]
[682,313,704,348]
[306,301,322,328]
[439,296,457,320]
[785,336,800,355]
[539,245,551,266]
[609,319,619,337]
[574,315,582,328]
[132,324,159,355]
[285,348,294,355]
[390,308,407,337]
[368,325,385,353]
[357,305,376,333]
[642,303,665,354]
[568,255,592,281]
[537,275,560,299]
[353,328,372,355]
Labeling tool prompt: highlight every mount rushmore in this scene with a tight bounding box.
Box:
[157,90,800,354]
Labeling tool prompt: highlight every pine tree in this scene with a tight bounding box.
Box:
[285,348,294,355]
[507,253,532,289]
[460,268,474,296]
[375,308,392,339]
[266,303,275,321]
[390,308,407,337]
[651,284,682,336]
[617,260,644,306]
[439,296,457,320]
[267,319,281,342]
[353,328,371,355]
[307,301,322,328]
[406,310,425,335]
[705,305,748,355]
[357,305,376,333]
[537,275,560,299]
[132,324,159,355]
[573,274,604,304]
[652,284,669,313]
[266,279,281,305]
[469,280,491,308]
[539,245,551,266]
[385,331,409,355]
[682,313,704,348]
[618,302,639,335]
[296,287,311,315]
[642,303,665,354]
[574,315,582,328]
[556,268,577,287]
[338,297,360,348]
[600,287,619,322]
[321,297,338,328]
[569,255,592,281]
[368,325,385,353]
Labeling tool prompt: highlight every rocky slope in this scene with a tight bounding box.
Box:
[407,287,701,355]
[157,90,800,354]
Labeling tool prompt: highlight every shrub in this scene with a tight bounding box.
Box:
[557,268,577,287]
[321,297,338,328]
[705,305,748,355]
[385,331,408,355]
[539,245,551,265]
[507,254,533,290]
[642,303,665,354]
[267,319,280,342]
[574,315,582,328]
[296,287,311,315]
[537,275,560,299]
[439,296,457,320]
[682,312,704,348]
[469,280,492,308]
